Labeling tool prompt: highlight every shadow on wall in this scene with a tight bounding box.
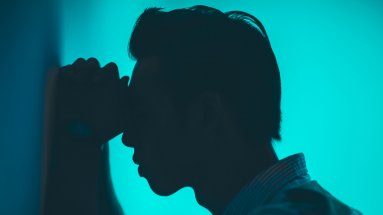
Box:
[41,65,60,215]
[0,0,61,214]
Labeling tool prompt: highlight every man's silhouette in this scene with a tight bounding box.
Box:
[44,5,363,215]
[122,54,280,214]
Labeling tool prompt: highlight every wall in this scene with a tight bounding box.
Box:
[0,0,61,215]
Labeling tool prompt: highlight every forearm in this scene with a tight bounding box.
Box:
[43,135,101,215]
[97,141,124,215]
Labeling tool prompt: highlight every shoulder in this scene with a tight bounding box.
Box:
[248,181,361,215]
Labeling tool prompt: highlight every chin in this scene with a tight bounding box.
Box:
[146,177,183,197]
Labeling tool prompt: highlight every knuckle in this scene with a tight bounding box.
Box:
[74,58,86,65]
[58,65,71,79]
[106,62,118,70]
[59,66,68,72]
[87,57,100,66]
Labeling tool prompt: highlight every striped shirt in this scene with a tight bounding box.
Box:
[220,153,363,215]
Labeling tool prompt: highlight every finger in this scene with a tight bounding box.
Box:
[118,77,131,110]
[118,76,130,100]
[86,57,100,67]
[118,76,130,97]
[68,58,86,75]
[119,76,130,90]
[72,58,86,67]
[119,76,131,92]
[62,58,85,79]
[95,62,120,80]
[59,64,70,72]
[74,58,101,83]
[58,64,77,85]
[58,65,70,78]
[92,75,103,85]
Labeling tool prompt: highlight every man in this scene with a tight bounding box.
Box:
[43,5,363,215]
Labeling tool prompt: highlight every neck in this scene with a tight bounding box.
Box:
[192,141,279,215]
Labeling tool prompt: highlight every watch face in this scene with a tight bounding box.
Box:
[69,120,92,136]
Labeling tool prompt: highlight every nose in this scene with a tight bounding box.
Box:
[122,129,139,148]
[120,110,141,148]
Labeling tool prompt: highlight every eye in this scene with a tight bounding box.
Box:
[133,113,147,120]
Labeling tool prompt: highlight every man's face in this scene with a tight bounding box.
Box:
[121,55,205,196]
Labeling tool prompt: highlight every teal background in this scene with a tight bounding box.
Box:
[58,0,383,214]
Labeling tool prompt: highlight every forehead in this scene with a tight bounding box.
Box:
[131,55,160,84]
[128,55,162,100]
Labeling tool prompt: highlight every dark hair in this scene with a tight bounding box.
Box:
[128,5,282,146]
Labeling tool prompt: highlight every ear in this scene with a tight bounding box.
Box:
[199,91,223,141]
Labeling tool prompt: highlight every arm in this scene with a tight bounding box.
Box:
[44,58,130,215]
[42,136,124,215]
[43,135,101,215]
[97,141,125,215]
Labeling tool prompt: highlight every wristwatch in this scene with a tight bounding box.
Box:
[62,119,101,145]
[69,120,92,136]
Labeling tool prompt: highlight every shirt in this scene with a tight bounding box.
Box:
[221,153,363,215]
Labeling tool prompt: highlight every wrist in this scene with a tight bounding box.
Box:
[53,135,102,196]
[55,135,102,168]
[58,119,104,147]
[46,136,102,215]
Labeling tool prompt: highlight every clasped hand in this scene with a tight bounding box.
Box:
[56,58,131,146]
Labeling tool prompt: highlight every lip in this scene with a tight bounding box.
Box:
[132,154,143,165]
[138,165,146,177]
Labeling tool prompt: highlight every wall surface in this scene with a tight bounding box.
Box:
[0,0,61,215]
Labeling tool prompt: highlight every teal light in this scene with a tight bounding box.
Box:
[59,0,382,214]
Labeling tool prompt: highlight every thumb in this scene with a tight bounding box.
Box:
[119,76,130,90]
[117,76,131,106]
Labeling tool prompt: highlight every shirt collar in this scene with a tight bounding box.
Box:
[221,153,308,215]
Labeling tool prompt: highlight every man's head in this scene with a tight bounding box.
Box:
[121,5,282,197]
